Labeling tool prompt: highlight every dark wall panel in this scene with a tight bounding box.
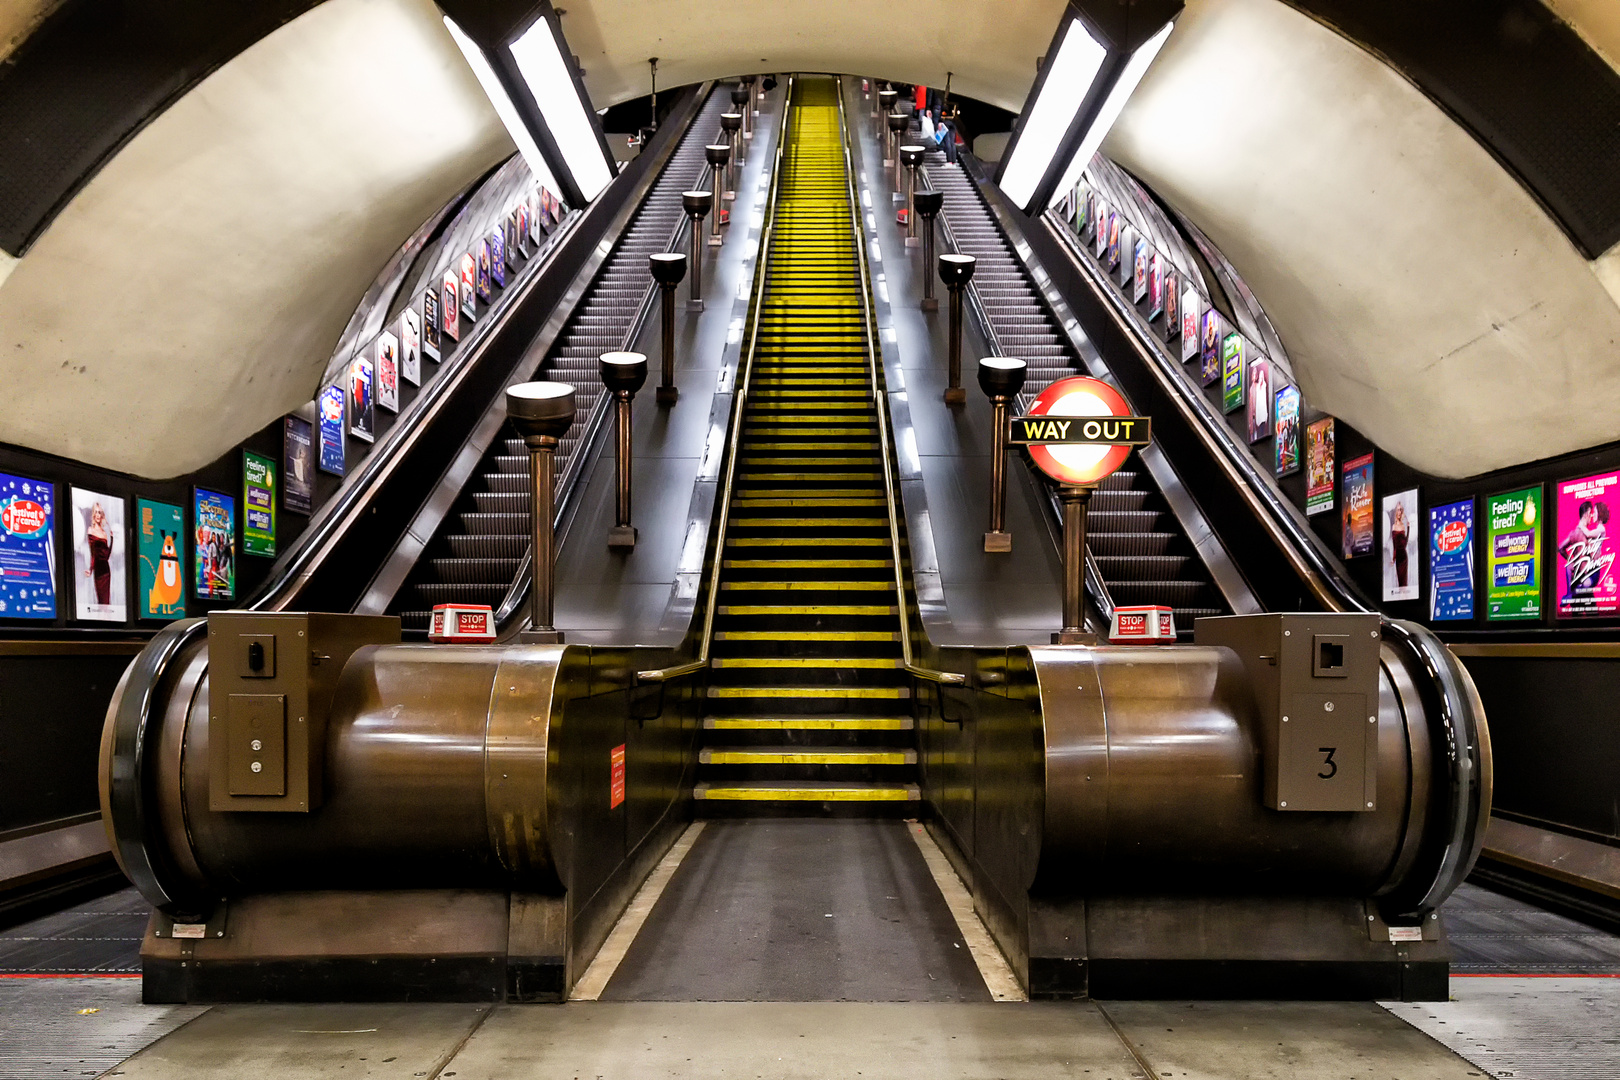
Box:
[1460,655,1620,844]
[0,653,133,833]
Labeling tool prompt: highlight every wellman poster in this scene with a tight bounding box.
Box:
[1221,333,1245,413]
[243,451,276,557]
[1486,486,1542,620]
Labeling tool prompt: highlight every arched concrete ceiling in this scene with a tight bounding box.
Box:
[1104,0,1620,479]
[560,0,1065,114]
[0,0,512,478]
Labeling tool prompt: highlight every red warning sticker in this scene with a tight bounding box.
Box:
[610,744,626,809]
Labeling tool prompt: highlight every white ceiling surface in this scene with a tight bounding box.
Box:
[1105,0,1620,479]
[0,0,64,62]
[560,0,1067,113]
[0,0,512,478]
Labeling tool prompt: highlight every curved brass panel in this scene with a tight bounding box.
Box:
[485,645,566,887]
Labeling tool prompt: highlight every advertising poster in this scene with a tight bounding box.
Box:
[1220,332,1244,410]
[1200,309,1223,386]
[530,190,545,241]
[476,238,494,302]
[420,290,441,362]
[1247,358,1271,442]
[1163,270,1179,336]
[1093,200,1109,257]
[541,187,558,230]
[1486,486,1542,620]
[1341,453,1375,559]
[1555,471,1619,618]
[400,308,421,387]
[348,355,375,443]
[193,488,235,601]
[459,253,477,322]
[376,332,400,414]
[490,228,507,288]
[514,205,531,257]
[1180,288,1200,360]
[1148,254,1164,319]
[136,498,185,620]
[1117,227,1135,287]
[1305,418,1335,515]
[70,488,126,622]
[1132,238,1149,302]
[0,473,55,619]
[1382,489,1419,601]
[441,272,461,342]
[1106,212,1121,271]
[243,451,276,558]
[318,385,345,476]
[1429,499,1474,621]
[1274,385,1301,476]
[283,415,314,514]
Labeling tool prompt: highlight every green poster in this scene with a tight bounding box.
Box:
[1221,333,1245,414]
[136,498,186,620]
[243,451,276,557]
[1486,486,1542,621]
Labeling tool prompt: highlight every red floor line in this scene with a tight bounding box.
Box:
[0,972,142,979]
[1453,972,1620,978]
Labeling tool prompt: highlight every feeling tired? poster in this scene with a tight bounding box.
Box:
[1487,486,1542,621]
[0,472,56,619]
[1555,470,1618,618]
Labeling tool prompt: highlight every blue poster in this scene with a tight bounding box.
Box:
[318,384,345,476]
[0,472,57,619]
[1429,499,1475,621]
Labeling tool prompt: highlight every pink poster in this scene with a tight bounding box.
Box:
[1555,470,1619,618]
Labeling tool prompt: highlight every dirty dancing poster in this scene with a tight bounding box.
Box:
[1555,471,1618,618]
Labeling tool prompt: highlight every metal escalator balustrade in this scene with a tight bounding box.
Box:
[390,89,739,633]
[911,129,1225,629]
[696,77,919,814]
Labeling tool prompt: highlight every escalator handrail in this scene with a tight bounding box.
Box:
[1039,207,1369,615]
[496,161,720,631]
[845,92,964,687]
[635,79,795,685]
[916,163,1115,625]
[250,83,711,618]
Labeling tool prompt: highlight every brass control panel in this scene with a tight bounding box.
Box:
[208,611,399,812]
[1195,612,1382,812]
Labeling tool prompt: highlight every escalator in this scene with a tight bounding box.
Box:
[389,89,737,632]
[695,78,916,814]
[917,139,1227,629]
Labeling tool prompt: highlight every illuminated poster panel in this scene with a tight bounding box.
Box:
[0,473,55,619]
[1305,418,1335,516]
[1274,386,1300,476]
[1486,486,1542,621]
[1381,488,1418,601]
[1554,470,1619,618]
[137,498,186,620]
[1429,499,1474,621]
[193,488,235,601]
[1341,453,1374,559]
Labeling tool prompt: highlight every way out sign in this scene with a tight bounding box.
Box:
[1013,376,1150,486]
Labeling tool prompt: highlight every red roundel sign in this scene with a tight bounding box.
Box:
[1024,376,1138,486]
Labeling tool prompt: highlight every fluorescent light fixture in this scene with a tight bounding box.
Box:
[443,16,560,195]
[1048,20,1174,206]
[999,19,1108,209]
[507,15,614,202]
